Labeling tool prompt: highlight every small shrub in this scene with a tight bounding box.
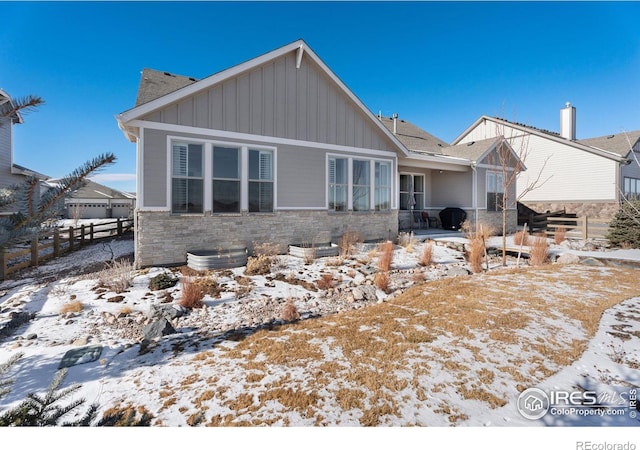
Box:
[377,241,394,272]
[554,227,566,245]
[193,277,222,299]
[418,242,433,266]
[119,306,132,316]
[245,255,272,276]
[412,270,426,283]
[253,242,281,257]
[398,232,417,253]
[149,272,179,291]
[98,259,134,294]
[467,234,485,273]
[179,278,204,309]
[325,257,344,267]
[281,298,300,322]
[316,273,335,290]
[60,300,83,315]
[339,231,362,258]
[513,230,530,246]
[374,271,389,293]
[529,235,549,266]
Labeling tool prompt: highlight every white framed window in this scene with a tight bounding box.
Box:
[212,146,240,213]
[375,161,391,211]
[248,149,274,213]
[487,171,504,211]
[624,177,640,198]
[328,157,348,211]
[352,159,370,212]
[399,174,424,210]
[171,142,203,214]
[327,155,394,212]
[170,138,276,214]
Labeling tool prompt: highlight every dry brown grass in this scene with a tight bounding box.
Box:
[179,277,204,309]
[281,298,301,322]
[141,265,640,426]
[374,271,389,293]
[245,255,272,275]
[339,230,362,258]
[513,230,530,246]
[529,235,549,266]
[554,226,567,244]
[467,233,485,273]
[59,300,83,314]
[377,241,394,272]
[316,273,335,290]
[97,258,134,294]
[418,241,433,266]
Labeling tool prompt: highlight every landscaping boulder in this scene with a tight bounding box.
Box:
[352,285,377,302]
[555,253,580,265]
[142,318,176,342]
[149,304,187,321]
[446,266,471,277]
[580,257,605,267]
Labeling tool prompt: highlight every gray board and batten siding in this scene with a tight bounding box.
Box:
[138,49,400,210]
[139,51,397,150]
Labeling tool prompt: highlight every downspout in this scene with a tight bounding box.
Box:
[471,163,478,233]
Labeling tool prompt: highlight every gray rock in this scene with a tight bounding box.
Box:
[580,257,605,267]
[149,304,186,321]
[555,253,581,265]
[447,266,471,277]
[26,333,37,340]
[352,284,377,302]
[142,318,177,342]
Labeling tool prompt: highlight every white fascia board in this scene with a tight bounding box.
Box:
[130,120,399,158]
[455,116,627,163]
[401,153,471,172]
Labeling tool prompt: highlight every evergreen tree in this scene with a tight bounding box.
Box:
[607,199,640,248]
[0,94,116,246]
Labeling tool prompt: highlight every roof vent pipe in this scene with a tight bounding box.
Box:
[393,113,398,134]
[560,102,576,140]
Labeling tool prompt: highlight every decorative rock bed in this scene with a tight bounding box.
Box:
[288,243,339,259]
[187,247,248,270]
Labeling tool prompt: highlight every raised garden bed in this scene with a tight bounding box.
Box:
[187,247,248,270]
[288,243,339,259]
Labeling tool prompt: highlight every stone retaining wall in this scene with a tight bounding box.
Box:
[135,210,398,268]
[522,202,620,220]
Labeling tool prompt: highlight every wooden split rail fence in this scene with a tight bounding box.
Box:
[545,216,610,240]
[0,218,134,280]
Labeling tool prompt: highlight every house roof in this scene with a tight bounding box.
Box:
[452,115,630,164]
[45,178,134,200]
[442,137,502,162]
[11,163,49,179]
[377,116,448,155]
[577,130,640,157]
[135,69,198,107]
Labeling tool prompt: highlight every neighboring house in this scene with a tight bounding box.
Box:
[0,89,49,214]
[43,178,135,219]
[452,103,640,219]
[117,40,521,268]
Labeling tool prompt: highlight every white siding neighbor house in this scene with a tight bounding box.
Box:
[117,40,521,268]
[453,103,639,219]
[0,89,49,214]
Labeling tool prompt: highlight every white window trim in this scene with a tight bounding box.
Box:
[486,170,505,211]
[166,135,277,214]
[399,172,426,211]
[326,153,394,212]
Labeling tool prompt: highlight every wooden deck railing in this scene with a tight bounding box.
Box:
[0,218,133,280]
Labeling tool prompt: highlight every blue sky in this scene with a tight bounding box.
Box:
[2,1,639,194]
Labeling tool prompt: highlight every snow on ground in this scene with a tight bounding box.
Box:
[0,233,639,441]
